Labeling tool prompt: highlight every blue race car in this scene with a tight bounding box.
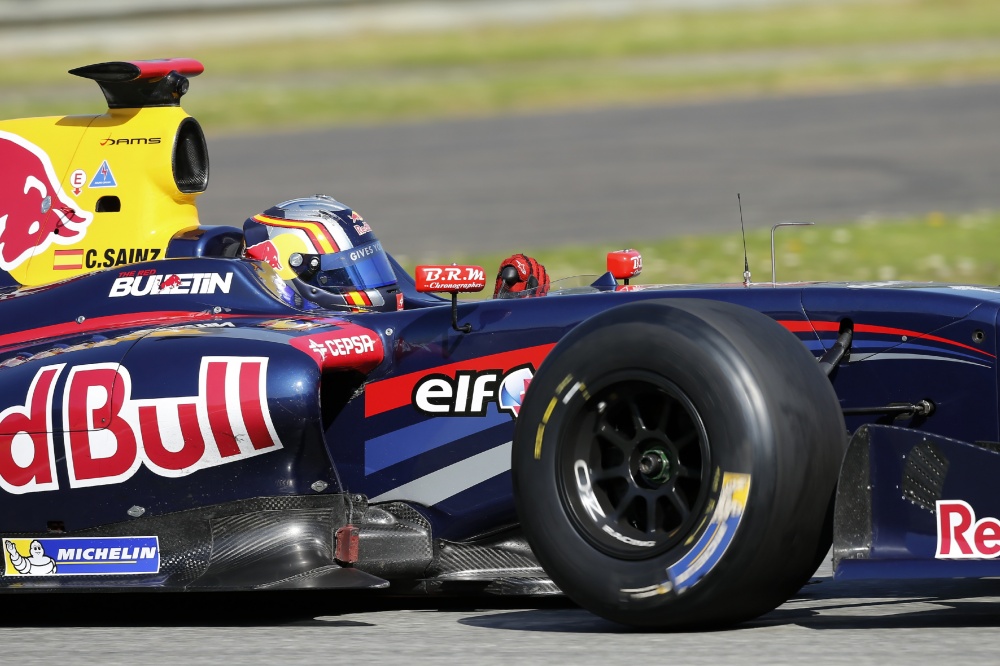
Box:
[0,59,997,629]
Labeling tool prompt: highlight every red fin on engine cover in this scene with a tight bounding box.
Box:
[69,59,204,83]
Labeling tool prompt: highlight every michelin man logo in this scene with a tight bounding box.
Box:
[2,536,160,576]
[5,539,57,575]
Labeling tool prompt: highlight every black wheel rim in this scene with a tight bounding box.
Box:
[557,370,712,560]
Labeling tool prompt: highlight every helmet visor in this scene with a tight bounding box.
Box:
[317,241,396,290]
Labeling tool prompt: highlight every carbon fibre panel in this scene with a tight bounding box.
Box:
[0,494,388,591]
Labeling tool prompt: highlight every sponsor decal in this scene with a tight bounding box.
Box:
[3,536,159,576]
[365,344,555,418]
[70,169,86,196]
[607,248,642,279]
[623,472,751,599]
[89,161,117,188]
[936,500,1000,558]
[246,240,282,270]
[100,137,162,146]
[667,471,750,593]
[497,366,532,417]
[414,265,487,292]
[413,364,534,418]
[349,241,380,262]
[53,249,84,270]
[307,334,376,360]
[109,272,232,297]
[351,211,372,235]
[85,248,162,269]
[0,131,94,271]
[0,357,282,494]
[290,326,384,371]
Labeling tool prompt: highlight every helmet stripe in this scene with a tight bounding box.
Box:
[344,291,370,307]
[252,215,340,254]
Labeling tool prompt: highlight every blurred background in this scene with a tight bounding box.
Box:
[3,0,999,283]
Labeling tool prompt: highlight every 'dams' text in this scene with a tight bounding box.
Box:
[100,137,162,146]
[86,248,161,269]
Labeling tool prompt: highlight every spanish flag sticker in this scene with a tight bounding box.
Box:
[53,249,84,270]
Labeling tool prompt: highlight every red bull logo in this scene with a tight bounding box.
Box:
[160,274,183,290]
[0,357,283,494]
[350,211,372,235]
[0,131,93,272]
[246,240,283,270]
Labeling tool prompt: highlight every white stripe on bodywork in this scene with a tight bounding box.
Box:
[370,441,512,505]
[850,352,990,368]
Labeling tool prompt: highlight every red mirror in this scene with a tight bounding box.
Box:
[607,250,642,281]
[414,265,487,293]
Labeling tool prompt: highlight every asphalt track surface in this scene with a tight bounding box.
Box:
[5,572,1000,665]
[199,82,1000,265]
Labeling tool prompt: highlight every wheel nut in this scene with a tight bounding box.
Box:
[639,454,661,475]
[639,450,672,484]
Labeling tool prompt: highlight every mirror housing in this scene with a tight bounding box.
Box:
[607,249,642,283]
[414,265,486,334]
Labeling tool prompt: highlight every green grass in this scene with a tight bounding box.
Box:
[431,211,1000,287]
[3,0,1000,132]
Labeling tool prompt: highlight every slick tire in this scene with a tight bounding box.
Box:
[512,299,846,629]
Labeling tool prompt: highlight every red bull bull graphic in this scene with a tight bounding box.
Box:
[0,131,93,272]
[160,274,182,290]
[246,240,283,270]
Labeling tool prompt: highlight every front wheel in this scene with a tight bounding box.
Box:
[512,299,846,628]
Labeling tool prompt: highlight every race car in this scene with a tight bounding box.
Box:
[1,59,998,630]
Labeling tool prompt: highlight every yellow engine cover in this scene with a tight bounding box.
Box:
[0,106,206,287]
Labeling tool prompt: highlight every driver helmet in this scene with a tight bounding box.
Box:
[243,195,400,311]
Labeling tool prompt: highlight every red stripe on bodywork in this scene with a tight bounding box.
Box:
[239,361,275,450]
[778,320,995,358]
[0,311,229,353]
[364,343,556,418]
[205,361,239,457]
[778,320,820,333]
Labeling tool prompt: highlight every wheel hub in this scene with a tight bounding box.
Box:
[557,372,712,559]
[638,449,672,485]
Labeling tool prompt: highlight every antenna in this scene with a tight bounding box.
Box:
[770,221,814,284]
[738,193,751,286]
